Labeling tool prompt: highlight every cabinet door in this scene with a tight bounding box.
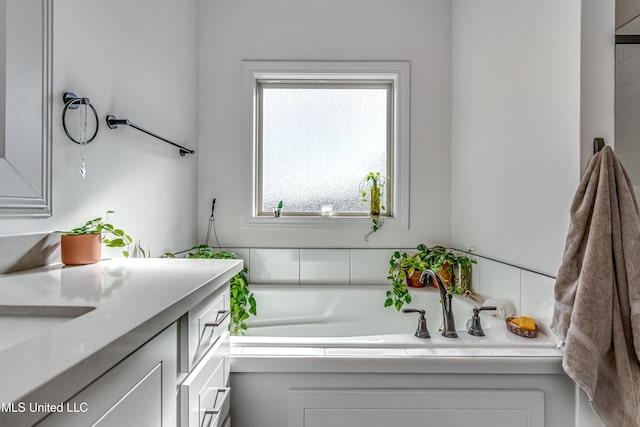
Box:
[39,323,177,427]
[288,389,544,427]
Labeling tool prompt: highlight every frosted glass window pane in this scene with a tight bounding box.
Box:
[260,86,389,214]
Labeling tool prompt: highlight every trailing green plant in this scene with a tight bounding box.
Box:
[175,245,256,335]
[359,172,387,238]
[56,210,134,257]
[385,250,429,311]
[421,245,477,295]
[385,245,478,309]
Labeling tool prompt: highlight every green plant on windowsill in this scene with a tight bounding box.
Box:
[358,172,387,239]
[165,245,256,335]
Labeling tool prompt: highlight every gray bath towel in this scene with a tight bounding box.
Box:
[552,146,640,427]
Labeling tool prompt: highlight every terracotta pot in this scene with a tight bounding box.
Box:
[61,234,102,265]
[405,270,424,288]
[429,262,453,289]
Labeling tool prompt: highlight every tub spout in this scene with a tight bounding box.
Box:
[419,269,458,338]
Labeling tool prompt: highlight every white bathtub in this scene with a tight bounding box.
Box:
[229,285,572,427]
[231,285,557,349]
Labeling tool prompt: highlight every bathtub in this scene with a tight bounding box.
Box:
[231,284,558,348]
[230,285,575,427]
[229,285,572,427]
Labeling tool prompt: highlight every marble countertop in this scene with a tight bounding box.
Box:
[0,258,242,409]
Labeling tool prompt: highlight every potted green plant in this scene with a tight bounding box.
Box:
[56,210,134,265]
[385,250,430,311]
[451,252,477,295]
[274,200,283,217]
[385,245,478,310]
[359,172,387,238]
[173,245,256,335]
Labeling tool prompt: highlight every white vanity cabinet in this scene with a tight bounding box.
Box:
[38,323,178,427]
[178,285,231,427]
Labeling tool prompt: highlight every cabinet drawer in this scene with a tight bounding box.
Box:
[180,335,231,427]
[179,286,229,372]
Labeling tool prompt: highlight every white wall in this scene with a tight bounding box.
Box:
[0,0,199,257]
[582,0,616,173]
[450,0,583,276]
[197,0,452,249]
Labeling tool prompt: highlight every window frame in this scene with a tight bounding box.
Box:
[256,79,394,217]
[241,61,410,231]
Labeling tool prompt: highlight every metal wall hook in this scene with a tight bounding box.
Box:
[106,114,195,157]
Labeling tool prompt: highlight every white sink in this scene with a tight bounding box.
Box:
[0,305,95,352]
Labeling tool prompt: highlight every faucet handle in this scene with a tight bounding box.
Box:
[467,306,497,337]
[473,305,497,315]
[402,308,425,317]
[402,308,430,339]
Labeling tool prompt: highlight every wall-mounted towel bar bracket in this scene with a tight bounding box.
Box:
[106,114,195,157]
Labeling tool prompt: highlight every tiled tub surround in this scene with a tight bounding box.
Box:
[226,248,572,427]
[227,247,556,331]
[229,283,571,427]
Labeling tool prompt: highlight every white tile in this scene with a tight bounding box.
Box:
[223,247,250,282]
[520,270,556,331]
[471,257,481,294]
[350,249,396,285]
[249,248,299,284]
[478,258,522,315]
[300,249,349,284]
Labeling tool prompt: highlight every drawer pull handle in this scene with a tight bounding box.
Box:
[204,310,231,329]
[200,310,231,342]
[202,388,230,426]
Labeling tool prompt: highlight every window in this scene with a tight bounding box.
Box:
[259,81,392,216]
[242,61,409,229]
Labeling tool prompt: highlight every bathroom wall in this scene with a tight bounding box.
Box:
[197,0,452,249]
[0,0,199,260]
[450,0,614,277]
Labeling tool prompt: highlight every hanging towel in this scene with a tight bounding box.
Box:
[551,146,640,427]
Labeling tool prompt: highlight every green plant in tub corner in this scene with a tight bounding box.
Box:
[57,210,134,257]
[359,172,387,239]
[421,245,476,295]
[183,245,256,335]
[385,250,429,311]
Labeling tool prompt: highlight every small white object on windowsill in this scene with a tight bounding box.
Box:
[321,205,332,216]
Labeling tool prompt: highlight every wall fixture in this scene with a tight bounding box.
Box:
[593,137,605,155]
[62,92,99,144]
[62,92,99,179]
[105,114,195,157]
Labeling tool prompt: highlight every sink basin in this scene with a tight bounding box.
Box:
[0,305,95,353]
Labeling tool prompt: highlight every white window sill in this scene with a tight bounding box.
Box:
[241,215,407,231]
